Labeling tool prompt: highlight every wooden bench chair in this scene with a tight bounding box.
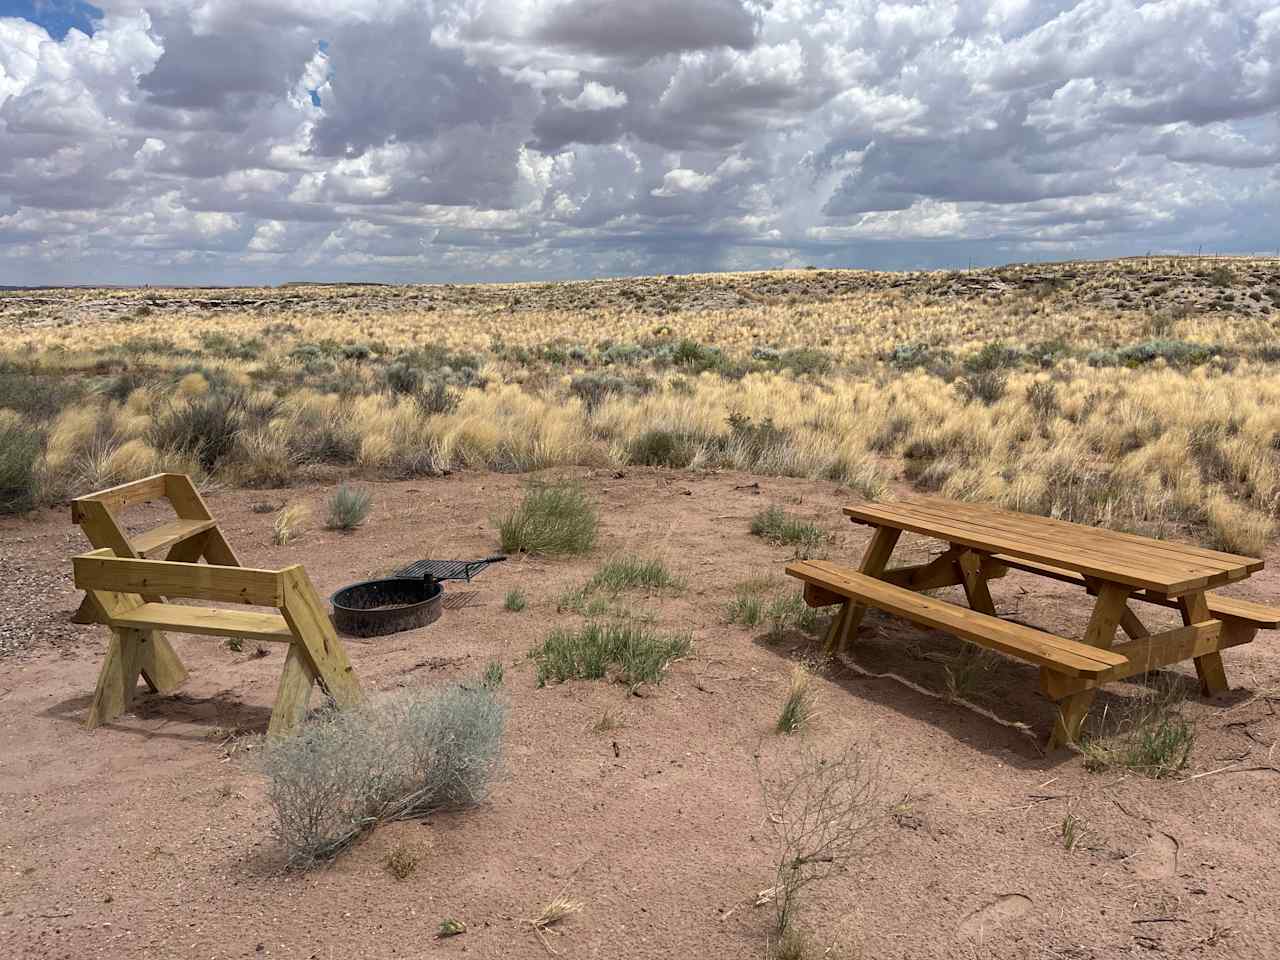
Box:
[787,559,1229,746]
[73,548,362,737]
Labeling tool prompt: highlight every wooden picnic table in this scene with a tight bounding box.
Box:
[787,496,1277,748]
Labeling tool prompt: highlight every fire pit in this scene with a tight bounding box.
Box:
[331,577,444,638]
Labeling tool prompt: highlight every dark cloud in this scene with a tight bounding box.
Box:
[535,0,757,60]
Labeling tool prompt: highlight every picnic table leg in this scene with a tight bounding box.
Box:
[824,525,901,657]
[957,550,997,616]
[1049,582,1129,749]
[1178,591,1229,696]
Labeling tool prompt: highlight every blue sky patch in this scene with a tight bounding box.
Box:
[1,0,102,39]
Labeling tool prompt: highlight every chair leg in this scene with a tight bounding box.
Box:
[137,631,188,694]
[86,628,145,728]
[268,644,317,738]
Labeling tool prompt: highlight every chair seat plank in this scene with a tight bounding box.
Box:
[111,602,295,643]
[130,518,218,557]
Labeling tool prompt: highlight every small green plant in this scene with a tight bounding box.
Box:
[225,636,244,653]
[766,593,819,641]
[326,484,373,530]
[586,555,683,593]
[1080,684,1195,778]
[726,588,765,627]
[1060,812,1084,851]
[437,919,467,938]
[530,621,691,689]
[776,664,818,735]
[504,588,527,612]
[481,660,504,689]
[385,843,419,880]
[497,482,598,556]
[943,648,995,702]
[750,506,827,558]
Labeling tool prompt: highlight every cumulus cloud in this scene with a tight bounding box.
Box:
[0,0,1277,284]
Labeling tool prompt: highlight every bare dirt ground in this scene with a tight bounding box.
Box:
[2,469,1278,959]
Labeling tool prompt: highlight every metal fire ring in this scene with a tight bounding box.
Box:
[330,577,444,638]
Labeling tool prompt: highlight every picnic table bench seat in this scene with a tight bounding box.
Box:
[788,560,1128,678]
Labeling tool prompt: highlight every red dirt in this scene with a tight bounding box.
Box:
[2,470,1278,959]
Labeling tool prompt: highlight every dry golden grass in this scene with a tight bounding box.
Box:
[2,256,1278,553]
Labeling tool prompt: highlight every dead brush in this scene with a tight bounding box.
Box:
[519,894,584,955]
[758,745,882,936]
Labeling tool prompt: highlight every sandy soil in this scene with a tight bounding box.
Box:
[1,469,1278,959]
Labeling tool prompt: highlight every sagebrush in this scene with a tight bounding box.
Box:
[261,682,505,868]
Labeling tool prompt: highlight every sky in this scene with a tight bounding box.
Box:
[0,1,1277,286]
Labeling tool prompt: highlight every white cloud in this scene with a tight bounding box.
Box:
[558,81,627,110]
[0,0,1277,284]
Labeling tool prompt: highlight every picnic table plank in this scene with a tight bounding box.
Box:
[846,499,1254,594]
[855,498,1239,578]
[860,496,1260,575]
[909,496,1260,573]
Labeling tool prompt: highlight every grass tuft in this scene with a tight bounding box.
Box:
[496,482,598,556]
[272,502,310,545]
[751,506,827,558]
[530,620,691,689]
[1080,685,1195,779]
[776,663,818,735]
[586,555,683,593]
[326,484,373,530]
[504,588,527,612]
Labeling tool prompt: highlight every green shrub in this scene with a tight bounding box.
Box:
[0,362,83,418]
[150,391,245,470]
[628,429,698,467]
[260,684,505,867]
[326,484,373,530]
[775,348,833,376]
[766,593,819,641]
[956,369,1007,405]
[496,483,598,555]
[504,588,527,612]
[0,421,40,514]
[965,341,1023,372]
[671,338,724,373]
[530,621,691,688]
[1115,339,1219,367]
[199,331,264,360]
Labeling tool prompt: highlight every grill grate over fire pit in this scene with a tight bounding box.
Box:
[330,556,507,638]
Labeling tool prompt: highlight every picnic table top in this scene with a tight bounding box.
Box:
[845,496,1263,596]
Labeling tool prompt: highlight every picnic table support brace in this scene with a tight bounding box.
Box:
[1048,582,1129,749]
[823,526,901,657]
[1179,592,1230,696]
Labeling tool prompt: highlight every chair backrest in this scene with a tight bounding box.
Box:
[73,548,290,608]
